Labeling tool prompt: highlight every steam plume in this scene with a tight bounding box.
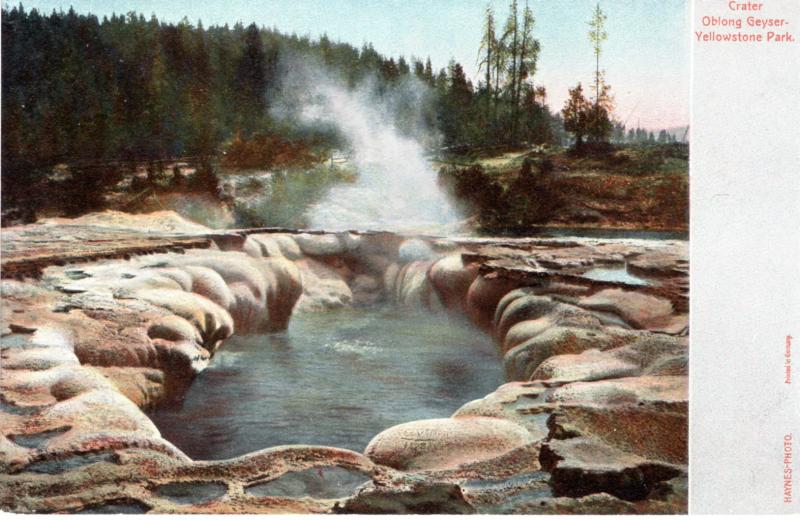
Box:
[274,59,462,233]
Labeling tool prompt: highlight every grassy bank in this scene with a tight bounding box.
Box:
[437,143,688,234]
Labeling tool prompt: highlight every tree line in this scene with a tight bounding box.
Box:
[558,2,616,150]
[1,2,679,218]
[0,4,566,213]
[475,1,683,151]
[474,0,545,146]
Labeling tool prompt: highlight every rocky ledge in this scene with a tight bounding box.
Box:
[1,211,688,514]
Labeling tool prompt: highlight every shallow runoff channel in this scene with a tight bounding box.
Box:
[150,307,502,460]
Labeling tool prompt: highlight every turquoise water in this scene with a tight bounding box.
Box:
[150,308,502,460]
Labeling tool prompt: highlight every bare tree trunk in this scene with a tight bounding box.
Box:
[507,1,519,144]
[485,47,492,100]
[595,49,600,108]
[493,56,502,129]
[513,29,529,144]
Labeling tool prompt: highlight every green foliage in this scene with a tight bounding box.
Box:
[1,3,567,220]
[438,156,562,232]
[623,143,689,175]
[555,2,616,149]
[588,2,608,68]
[585,2,613,144]
[503,157,562,230]
[478,5,496,100]
[231,164,356,228]
[473,0,547,147]
[586,84,614,144]
[562,83,591,148]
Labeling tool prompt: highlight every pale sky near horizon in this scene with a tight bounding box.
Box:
[10,0,690,130]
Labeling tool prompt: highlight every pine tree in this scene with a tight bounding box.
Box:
[502,0,519,121]
[512,2,539,143]
[478,4,496,99]
[235,23,267,134]
[586,2,612,143]
[562,83,591,149]
[588,2,607,108]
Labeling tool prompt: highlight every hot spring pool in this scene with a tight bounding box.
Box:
[150,307,503,460]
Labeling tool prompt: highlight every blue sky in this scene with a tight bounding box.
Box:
[13,0,690,129]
